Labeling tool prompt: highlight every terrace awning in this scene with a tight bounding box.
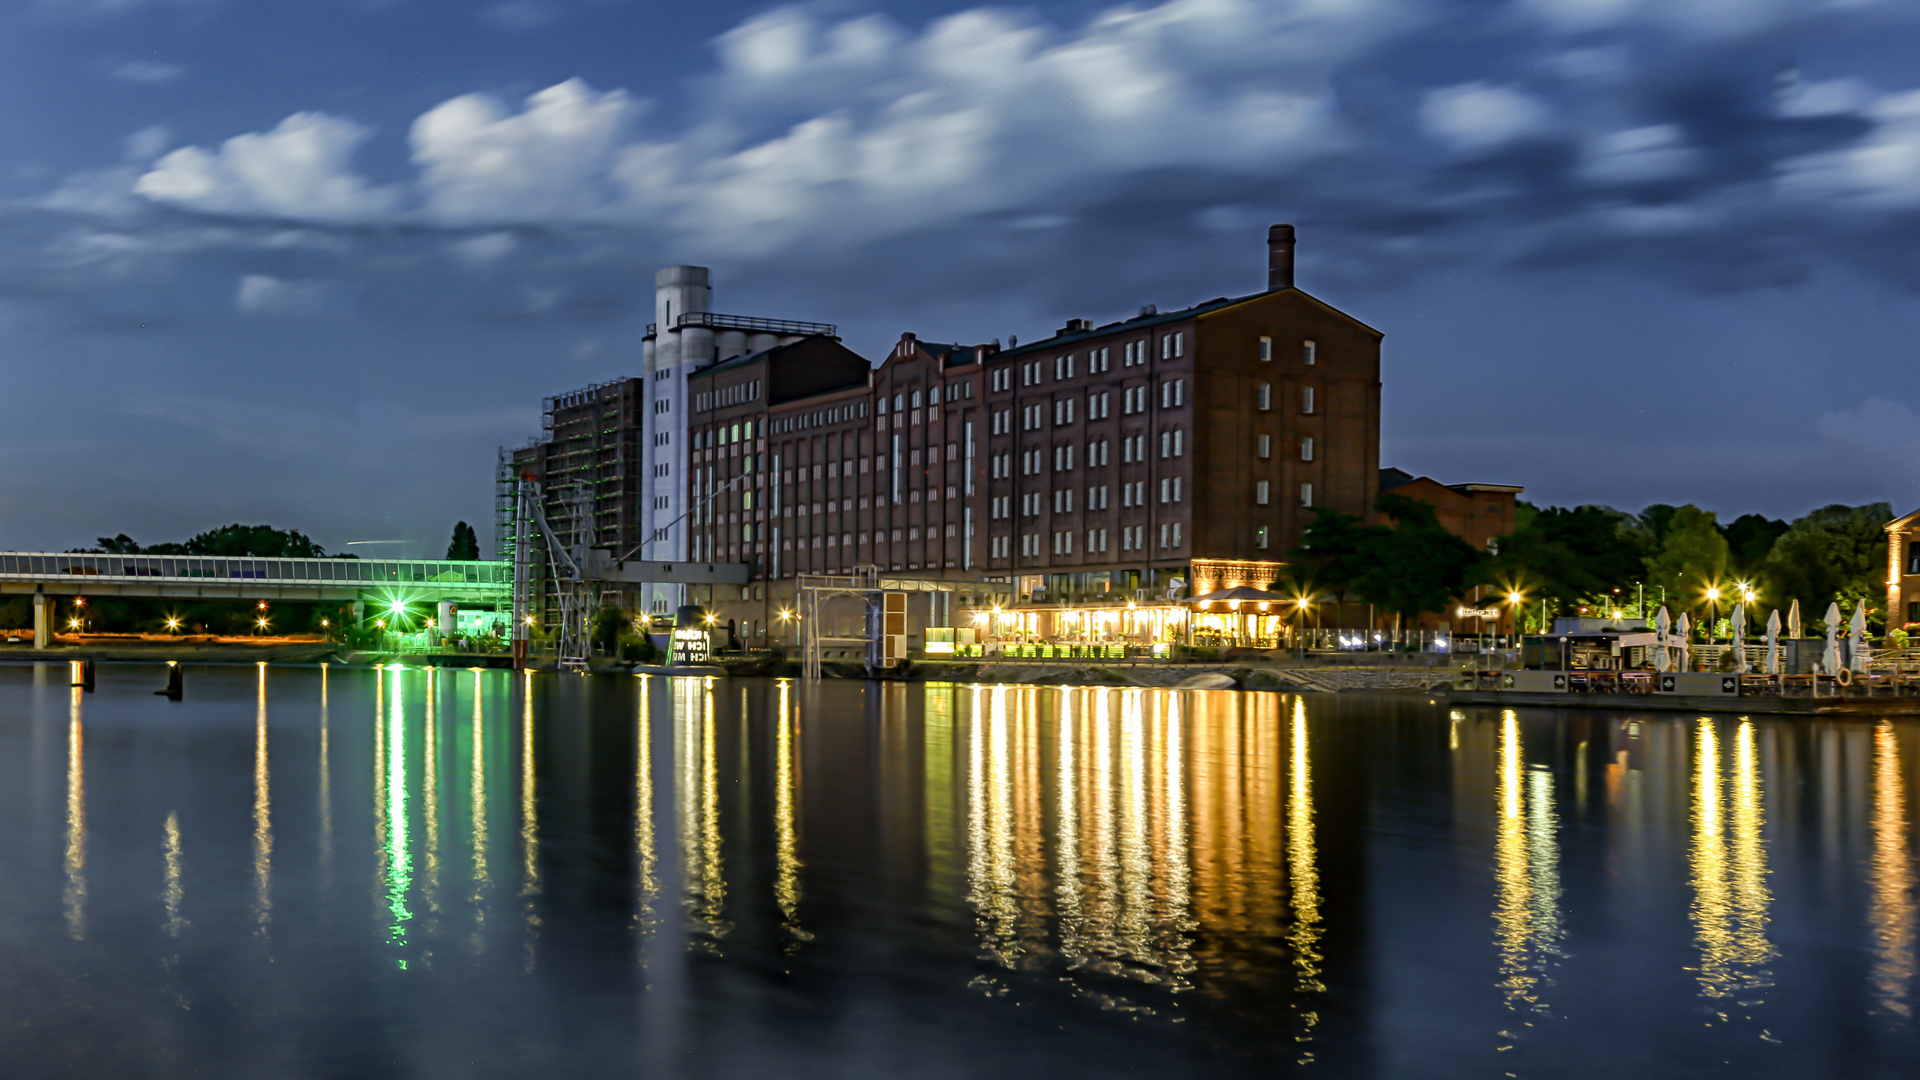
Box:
[1187,585,1294,605]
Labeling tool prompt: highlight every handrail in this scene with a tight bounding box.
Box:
[672,311,837,337]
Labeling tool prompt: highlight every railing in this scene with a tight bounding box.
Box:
[0,552,508,587]
[672,311,837,338]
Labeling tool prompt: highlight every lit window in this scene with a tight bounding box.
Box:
[1301,437,1315,462]
[1256,481,1270,505]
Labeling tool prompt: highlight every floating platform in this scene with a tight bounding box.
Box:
[1444,689,1920,716]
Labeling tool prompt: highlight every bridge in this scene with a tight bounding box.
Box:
[0,552,509,648]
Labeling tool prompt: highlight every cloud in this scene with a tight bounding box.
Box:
[109,60,183,83]
[1421,82,1552,152]
[45,0,1920,292]
[411,79,636,222]
[1778,89,1920,208]
[1817,396,1920,455]
[233,274,352,317]
[479,0,558,30]
[134,112,400,221]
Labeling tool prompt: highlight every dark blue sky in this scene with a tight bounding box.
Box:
[5,0,1920,556]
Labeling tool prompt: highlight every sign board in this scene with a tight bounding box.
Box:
[672,628,710,664]
[1458,608,1500,619]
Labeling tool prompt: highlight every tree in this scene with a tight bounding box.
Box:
[1289,506,1380,598]
[77,524,332,558]
[446,521,481,561]
[1761,503,1891,629]
[1722,513,1788,576]
[1351,494,1483,626]
[1643,505,1731,618]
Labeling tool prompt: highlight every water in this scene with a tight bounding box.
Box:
[2,663,1917,1079]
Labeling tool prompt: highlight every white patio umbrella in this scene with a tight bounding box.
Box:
[1788,598,1802,641]
[1823,601,1842,675]
[1676,613,1692,672]
[1731,602,1748,673]
[1654,606,1672,672]
[1765,609,1781,675]
[1851,600,1872,672]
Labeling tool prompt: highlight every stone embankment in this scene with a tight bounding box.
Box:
[911,661,1453,692]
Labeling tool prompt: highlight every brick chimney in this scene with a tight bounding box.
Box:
[1267,223,1295,290]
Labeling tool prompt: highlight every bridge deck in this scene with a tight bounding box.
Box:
[0,552,508,602]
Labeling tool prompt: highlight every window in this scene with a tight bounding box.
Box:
[1159,477,1182,503]
[1301,482,1314,507]
[1160,332,1184,360]
[1302,387,1315,414]
[1256,481,1270,505]
[1259,336,1272,361]
[1256,526,1270,549]
[1301,436,1315,462]
[1257,382,1271,410]
[1257,434,1271,459]
[1054,399,1075,425]
[1303,340,1317,365]
[1159,429,1183,458]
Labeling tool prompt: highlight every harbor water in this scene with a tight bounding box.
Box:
[0,663,1916,1078]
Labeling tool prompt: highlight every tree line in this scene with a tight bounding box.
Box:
[1290,496,1896,634]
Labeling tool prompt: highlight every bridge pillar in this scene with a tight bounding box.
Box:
[32,594,50,650]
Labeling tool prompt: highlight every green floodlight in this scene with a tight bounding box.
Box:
[389,599,407,615]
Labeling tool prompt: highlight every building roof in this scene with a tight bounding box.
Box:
[993,285,1382,360]
[689,333,838,379]
[1380,467,1524,497]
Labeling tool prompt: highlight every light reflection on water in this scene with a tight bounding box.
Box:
[4,668,1920,1078]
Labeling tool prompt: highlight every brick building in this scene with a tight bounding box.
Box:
[1378,467,1524,632]
[666,224,1386,650]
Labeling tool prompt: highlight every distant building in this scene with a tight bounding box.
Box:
[1377,467,1524,632]
[1377,468,1522,551]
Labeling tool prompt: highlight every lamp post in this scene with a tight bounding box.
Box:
[1705,586,1720,652]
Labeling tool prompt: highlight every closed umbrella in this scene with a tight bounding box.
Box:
[1788,598,1802,641]
[1852,600,1872,672]
[1676,613,1692,672]
[1731,602,1748,673]
[1823,602,1842,675]
[1765,609,1781,675]
[1655,606,1672,672]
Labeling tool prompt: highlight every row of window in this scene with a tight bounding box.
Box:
[990,523,1180,558]
[1253,481,1318,507]
[1254,435,1314,461]
[694,379,763,414]
[990,333,1187,394]
[875,384,971,415]
[1257,338,1317,365]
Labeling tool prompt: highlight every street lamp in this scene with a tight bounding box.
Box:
[1705,586,1720,647]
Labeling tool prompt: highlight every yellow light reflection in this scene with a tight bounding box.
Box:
[1687,718,1773,1000]
[967,686,1019,966]
[634,675,656,931]
[1287,695,1325,1043]
[253,664,272,935]
[520,672,540,971]
[694,680,729,947]
[1870,721,1914,1018]
[1490,709,1563,1025]
[64,685,86,941]
[774,679,804,942]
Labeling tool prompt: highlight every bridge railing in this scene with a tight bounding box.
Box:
[0,552,510,588]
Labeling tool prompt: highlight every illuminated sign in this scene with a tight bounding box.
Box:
[672,628,710,664]
[1458,608,1500,619]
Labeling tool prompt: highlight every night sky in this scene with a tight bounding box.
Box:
[4,0,1919,557]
